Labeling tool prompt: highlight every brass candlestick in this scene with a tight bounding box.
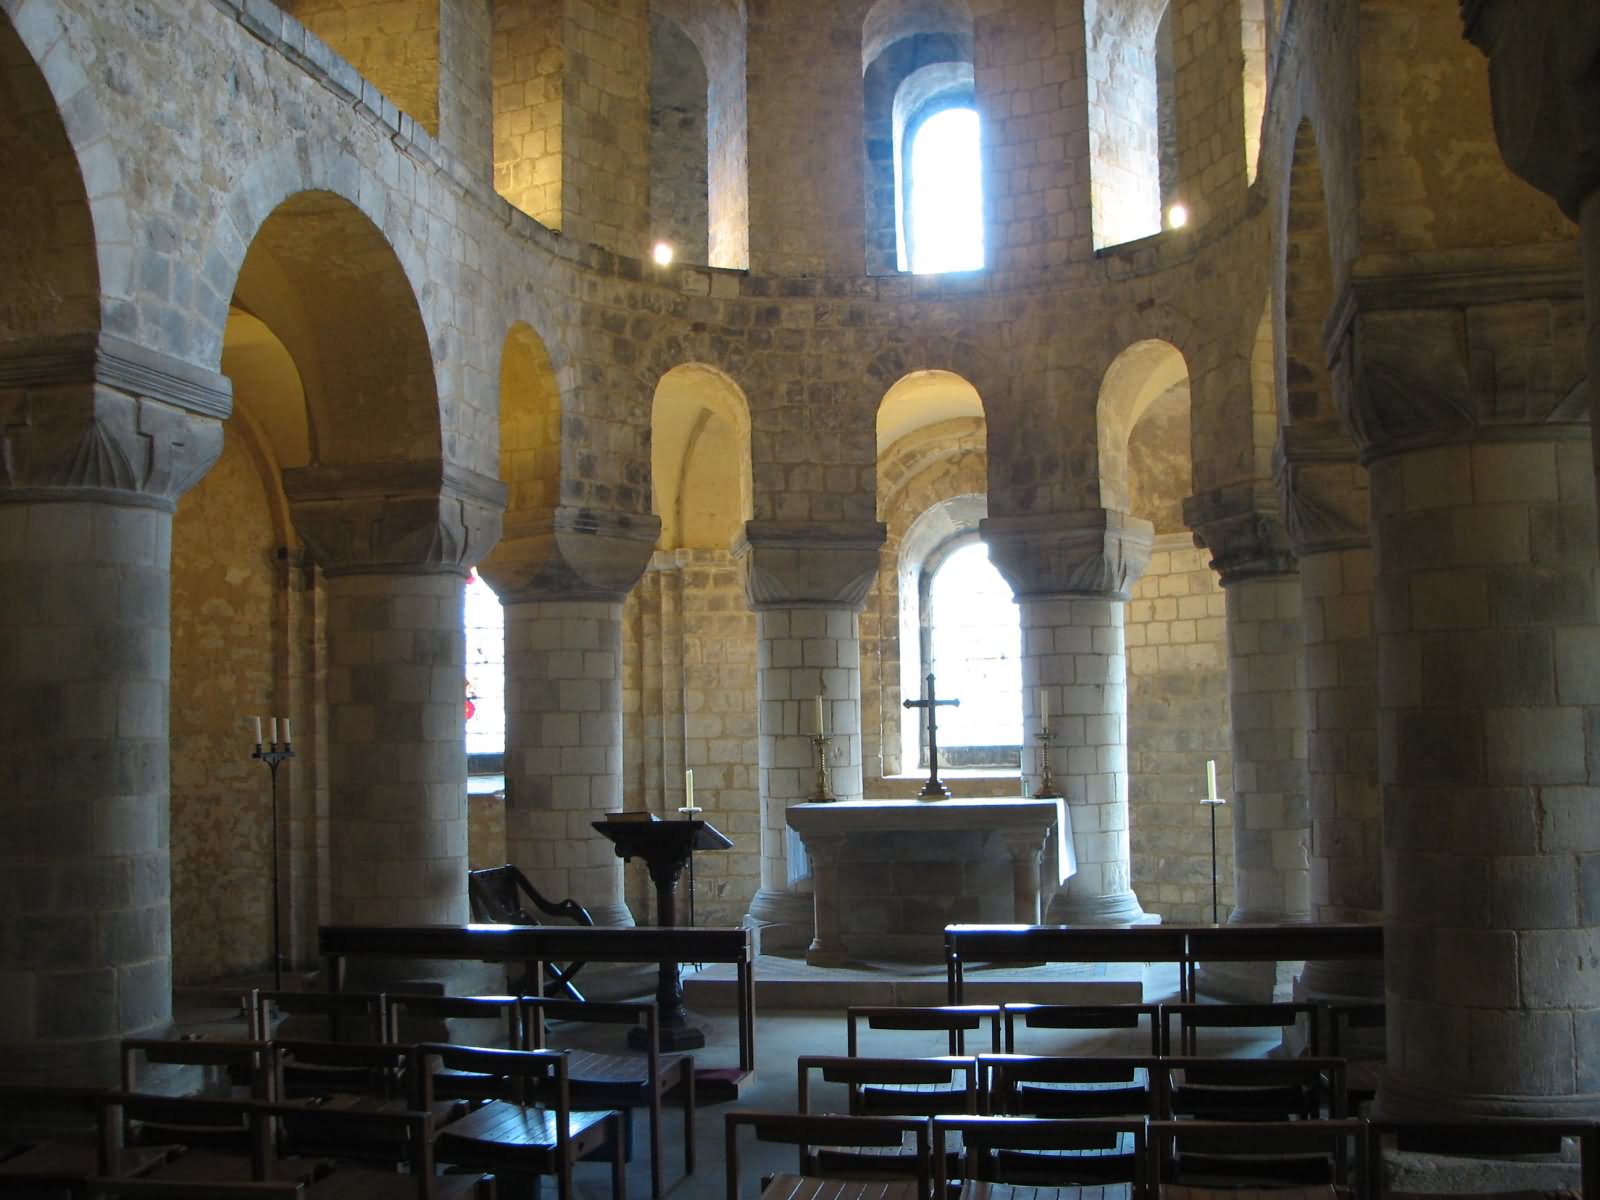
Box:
[1032,724,1060,799]
[810,733,835,801]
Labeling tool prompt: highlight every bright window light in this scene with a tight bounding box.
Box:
[910,107,985,274]
[928,541,1020,748]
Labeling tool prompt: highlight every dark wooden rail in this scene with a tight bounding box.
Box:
[319,923,755,1072]
[944,923,1382,1002]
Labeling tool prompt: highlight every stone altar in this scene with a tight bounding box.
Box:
[785,798,1073,965]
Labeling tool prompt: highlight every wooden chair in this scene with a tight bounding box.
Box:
[1161,1057,1346,1123]
[984,1054,1163,1120]
[382,994,523,1052]
[799,1054,977,1178]
[1003,1003,1164,1056]
[723,1111,931,1200]
[934,1114,1150,1198]
[522,995,694,1199]
[1324,1003,1384,1113]
[466,865,594,1002]
[844,1007,998,1118]
[0,1083,173,1198]
[1150,1118,1364,1195]
[269,1042,416,1172]
[121,1038,276,1101]
[84,1179,306,1197]
[412,1042,624,1200]
[248,992,389,1046]
[1158,1003,1321,1058]
[1365,1119,1598,1200]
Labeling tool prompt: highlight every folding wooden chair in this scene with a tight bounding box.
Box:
[1150,1118,1364,1195]
[844,1007,997,1118]
[935,1113,1150,1198]
[984,1053,1163,1120]
[800,1054,976,1178]
[724,1111,930,1200]
[1161,1057,1346,1123]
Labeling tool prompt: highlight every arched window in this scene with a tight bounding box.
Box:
[464,569,505,768]
[906,102,984,273]
[915,537,1021,767]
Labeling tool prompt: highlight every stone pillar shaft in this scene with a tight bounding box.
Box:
[0,500,176,1080]
[324,571,470,926]
[503,597,630,927]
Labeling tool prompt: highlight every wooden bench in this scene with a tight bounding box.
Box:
[319,923,756,1074]
[944,924,1383,1004]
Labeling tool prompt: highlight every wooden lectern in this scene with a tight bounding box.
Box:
[592,816,732,1050]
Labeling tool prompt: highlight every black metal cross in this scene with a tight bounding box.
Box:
[904,672,960,798]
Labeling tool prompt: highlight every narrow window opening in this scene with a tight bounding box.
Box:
[907,104,984,274]
[464,568,506,778]
[918,539,1020,767]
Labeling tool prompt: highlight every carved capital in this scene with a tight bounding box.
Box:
[1463,0,1600,221]
[1274,421,1370,557]
[1184,483,1297,586]
[0,333,229,509]
[980,509,1153,600]
[284,461,506,576]
[736,521,887,611]
[1328,256,1589,464]
[477,506,660,602]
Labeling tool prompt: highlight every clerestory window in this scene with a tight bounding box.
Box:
[464,568,505,775]
[906,102,984,273]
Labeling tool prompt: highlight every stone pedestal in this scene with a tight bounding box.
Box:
[0,334,226,1083]
[738,521,884,955]
[786,798,1069,964]
[983,509,1154,926]
[478,508,659,928]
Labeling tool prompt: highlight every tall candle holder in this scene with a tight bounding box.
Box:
[252,737,295,991]
[810,732,835,802]
[1032,724,1061,799]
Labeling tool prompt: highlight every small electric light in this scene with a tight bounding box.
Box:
[1167,203,1189,230]
[652,241,674,266]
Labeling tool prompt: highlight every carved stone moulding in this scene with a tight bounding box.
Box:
[284,460,507,577]
[478,505,662,602]
[736,519,887,611]
[1274,419,1370,557]
[1326,255,1589,465]
[1184,482,1297,587]
[981,508,1154,601]
[0,331,230,509]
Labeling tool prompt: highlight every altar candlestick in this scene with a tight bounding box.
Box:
[283,718,291,746]
[270,717,278,745]
[254,716,263,746]
[685,768,694,809]
[1206,759,1218,802]
[1039,688,1049,727]
[815,695,825,736]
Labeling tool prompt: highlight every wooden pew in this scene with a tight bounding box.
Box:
[318,923,756,1074]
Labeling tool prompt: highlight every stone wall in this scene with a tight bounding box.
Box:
[493,1,563,228]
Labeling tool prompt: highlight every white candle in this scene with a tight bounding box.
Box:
[1039,688,1049,727]
[283,718,291,746]
[684,768,694,809]
[815,695,825,736]
[253,716,263,746]
[1206,759,1218,802]
[270,717,279,745]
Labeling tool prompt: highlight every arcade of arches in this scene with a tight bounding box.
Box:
[4,0,1600,1126]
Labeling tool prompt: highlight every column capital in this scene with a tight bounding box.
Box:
[1328,253,1589,464]
[477,506,659,602]
[0,332,228,510]
[1274,420,1371,557]
[981,508,1153,600]
[1184,482,1296,586]
[1462,0,1600,221]
[735,520,887,611]
[284,461,506,577]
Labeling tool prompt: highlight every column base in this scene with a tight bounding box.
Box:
[1193,958,1296,1003]
[1044,888,1157,926]
[584,902,638,929]
[1374,1075,1600,1123]
[744,887,814,957]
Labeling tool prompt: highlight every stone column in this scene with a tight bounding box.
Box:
[285,464,504,930]
[984,509,1154,925]
[1186,486,1310,999]
[0,333,226,1083]
[1002,829,1050,925]
[801,834,848,966]
[1332,261,1597,1120]
[1278,423,1383,1006]
[478,509,659,928]
[1463,3,1600,511]
[738,522,884,956]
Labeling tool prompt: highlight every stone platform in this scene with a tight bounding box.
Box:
[684,952,1145,1011]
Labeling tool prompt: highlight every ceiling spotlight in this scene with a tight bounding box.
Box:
[652,241,674,266]
[1167,203,1189,230]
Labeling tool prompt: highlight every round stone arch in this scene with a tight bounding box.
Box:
[651,362,753,553]
[0,2,133,339]
[1095,338,1191,516]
